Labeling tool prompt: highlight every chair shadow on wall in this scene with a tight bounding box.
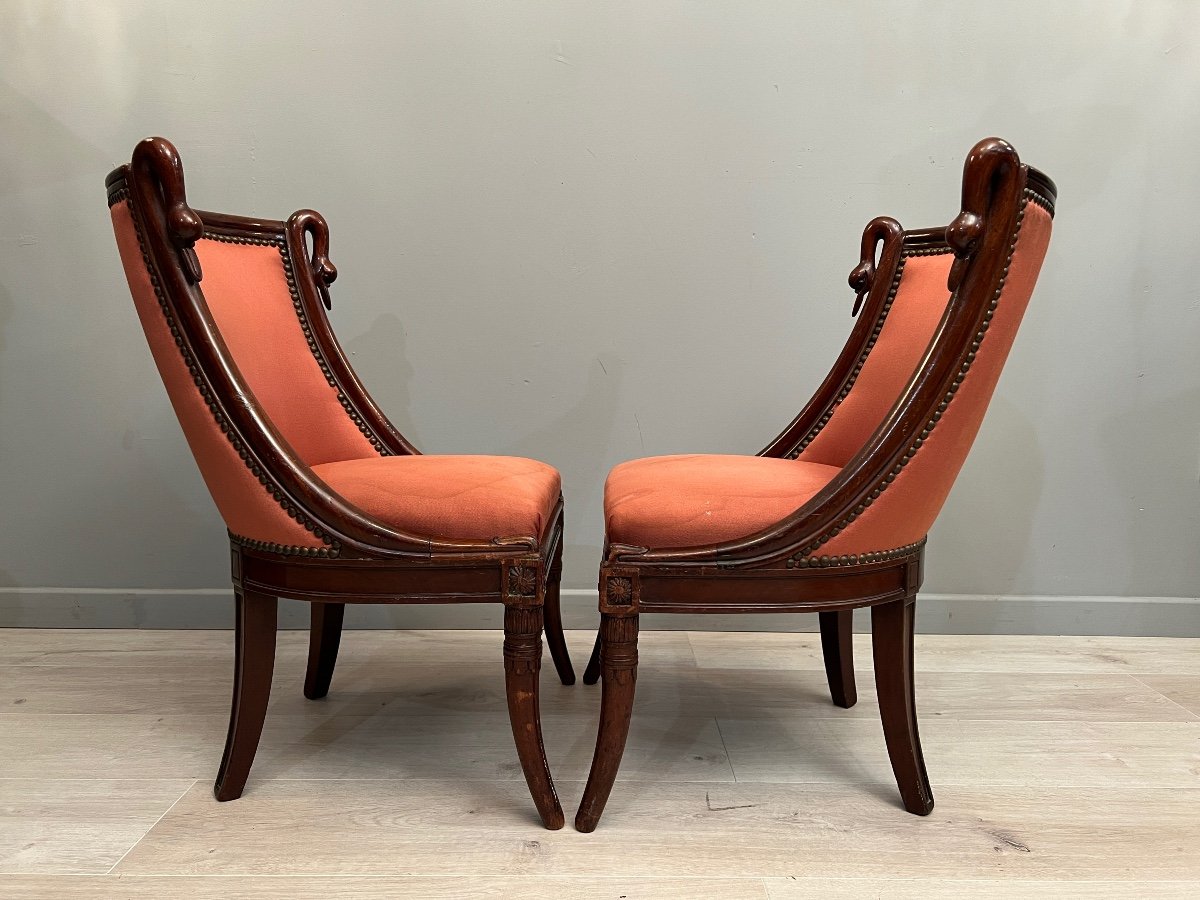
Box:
[926,395,1043,631]
[338,315,623,621]
[498,353,624,589]
[338,312,420,448]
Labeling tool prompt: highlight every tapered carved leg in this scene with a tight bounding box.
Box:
[303,601,345,700]
[575,614,638,832]
[543,576,576,686]
[871,595,934,815]
[214,588,278,802]
[582,632,602,685]
[819,610,857,708]
[503,605,565,829]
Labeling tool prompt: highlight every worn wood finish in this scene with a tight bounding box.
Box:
[107,137,571,825]
[503,606,564,829]
[577,138,1057,829]
[818,610,856,708]
[303,602,344,700]
[575,614,639,832]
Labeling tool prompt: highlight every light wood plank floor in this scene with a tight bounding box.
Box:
[2,628,1197,897]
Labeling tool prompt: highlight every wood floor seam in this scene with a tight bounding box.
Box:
[1128,675,1200,720]
[105,780,197,876]
[4,629,1198,886]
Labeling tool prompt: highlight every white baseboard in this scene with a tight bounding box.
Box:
[1,587,1197,636]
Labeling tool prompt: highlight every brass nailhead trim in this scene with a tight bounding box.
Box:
[229,531,341,558]
[1024,188,1054,217]
[202,232,279,247]
[201,232,391,457]
[793,194,1032,564]
[787,240,955,459]
[786,538,925,569]
[277,239,392,457]
[117,191,332,553]
[787,258,909,459]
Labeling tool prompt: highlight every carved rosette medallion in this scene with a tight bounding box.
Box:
[600,572,639,614]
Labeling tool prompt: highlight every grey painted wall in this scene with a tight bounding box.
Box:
[1,2,1197,623]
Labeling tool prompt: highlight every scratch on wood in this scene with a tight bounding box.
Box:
[705,791,758,812]
[987,829,1031,853]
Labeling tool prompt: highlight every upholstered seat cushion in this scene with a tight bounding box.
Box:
[605,455,841,549]
[311,455,561,543]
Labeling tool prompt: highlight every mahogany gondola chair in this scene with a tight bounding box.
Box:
[576,137,1056,831]
[106,137,573,830]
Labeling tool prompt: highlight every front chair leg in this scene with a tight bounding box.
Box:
[582,631,602,685]
[304,601,345,700]
[871,595,934,815]
[214,588,278,801]
[819,610,857,708]
[575,613,639,832]
[503,605,565,830]
[543,575,576,686]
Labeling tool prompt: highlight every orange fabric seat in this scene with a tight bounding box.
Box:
[311,455,561,543]
[605,454,841,549]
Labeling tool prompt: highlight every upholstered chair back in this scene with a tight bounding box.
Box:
[189,233,377,466]
[800,252,957,469]
[805,147,1053,556]
[107,140,384,550]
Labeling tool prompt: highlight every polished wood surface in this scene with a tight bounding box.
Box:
[107,138,571,826]
[213,590,278,802]
[818,610,856,708]
[577,138,1057,828]
[1,628,1196,896]
[302,601,344,700]
[575,614,639,831]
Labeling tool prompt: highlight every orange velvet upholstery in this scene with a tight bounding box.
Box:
[602,196,1051,558]
[193,237,377,467]
[605,455,840,549]
[312,456,561,543]
[801,253,954,468]
[115,199,563,551]
[819,201,1053,555]
[111,203,321,548]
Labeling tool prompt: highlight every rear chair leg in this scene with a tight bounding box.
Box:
[214,588,278,801]
[575,613,639,832]
[582,632,602,685]
[503,605,565,829]
[871,595,934,815]
[543,575,576,686]
[819,610,857,708]
[304,601,345,700]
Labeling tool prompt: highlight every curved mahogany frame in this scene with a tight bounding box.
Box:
[107,137,573,829]
[576,138,1057,831]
